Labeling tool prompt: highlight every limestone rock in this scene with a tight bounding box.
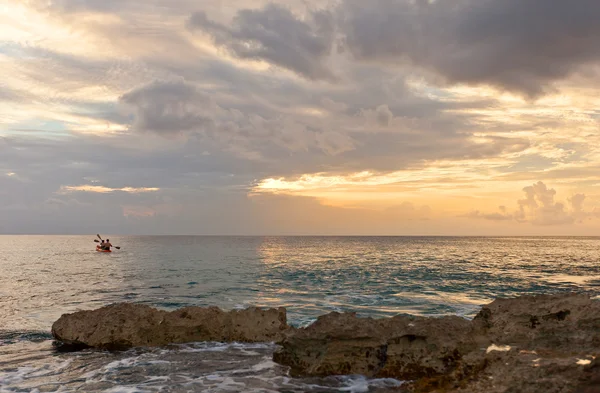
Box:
[273,311,477,381]
[425,349,600,393]
[273,293,600,393]
[273,312,389,377]
[472,293,600,352]
[51,303,290,350]
[378,314,478,380]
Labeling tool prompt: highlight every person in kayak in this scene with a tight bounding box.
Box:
[102,239,112,251]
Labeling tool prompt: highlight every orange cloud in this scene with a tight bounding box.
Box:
[59,185,160,194]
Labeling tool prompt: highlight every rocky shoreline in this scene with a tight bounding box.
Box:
[51,304,290,350]
[52,294,600,393]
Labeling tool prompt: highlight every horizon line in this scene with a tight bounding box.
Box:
[1,234,599,238]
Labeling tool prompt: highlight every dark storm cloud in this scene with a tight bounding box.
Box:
[110,68,529,178]
[119,79,217,135]
[180,0,600,95]
[188,4,337,81]
[338,0,600,96]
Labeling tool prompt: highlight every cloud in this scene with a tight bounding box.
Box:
[119,79,217,135]
[359,104,394,128]
[188,4,337,81]
[569,193,586,214]
[3,1,600,235]
[185,0,600,95]
[117,78,360,159]
[338,0,600,96]
[315,131,356,156]
[321,97,348,113]
[59,185,160,194]
[463,208,513,221]
[0,86,31,103]
[516,181,575,225]
[465,182,598,226]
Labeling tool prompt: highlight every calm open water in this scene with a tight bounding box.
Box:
[1,236,600,392]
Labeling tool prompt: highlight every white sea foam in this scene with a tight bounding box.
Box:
[0,366,33,386]
[104,357,140,371]
[176,341,275,353]
[287,375,404,393]
[177,342,229,353]
[486,344,511,354]
[338,376,404,392]
[0,359,72,392]
[101,387,153,393]
[250,357,277,372]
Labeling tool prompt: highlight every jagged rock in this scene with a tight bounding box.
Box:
[422,349,600,393]
[273,311,479,380]
[472,293,600,352]
[51,303,291,350]
[273,312,390,377]
[273,293,600,393]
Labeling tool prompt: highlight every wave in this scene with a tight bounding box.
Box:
[0,330,52,344]
[0,339,404,392]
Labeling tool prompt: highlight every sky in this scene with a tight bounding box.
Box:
[1,0,600,235]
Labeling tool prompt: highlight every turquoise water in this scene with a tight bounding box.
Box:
[1,236,600,392]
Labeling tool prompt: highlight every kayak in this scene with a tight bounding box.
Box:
[96,246,111,253]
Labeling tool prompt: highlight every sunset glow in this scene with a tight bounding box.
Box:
[1,0,600,235]
[60,186,160,194]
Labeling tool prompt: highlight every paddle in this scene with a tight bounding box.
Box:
[95,235,121,250]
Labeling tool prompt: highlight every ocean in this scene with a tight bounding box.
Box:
[1,236,600,392]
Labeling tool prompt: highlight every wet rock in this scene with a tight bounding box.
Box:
[51,303,290,350]
[378,314,479,381]
[427,349,600,393]
[273,312,389,377]
[472,293,600,352]
[274,293,600,393]
[273,311,478,381]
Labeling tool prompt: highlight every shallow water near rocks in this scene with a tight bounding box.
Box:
[2,236,600,392]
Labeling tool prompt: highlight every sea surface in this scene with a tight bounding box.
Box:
[1,236,600,392]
